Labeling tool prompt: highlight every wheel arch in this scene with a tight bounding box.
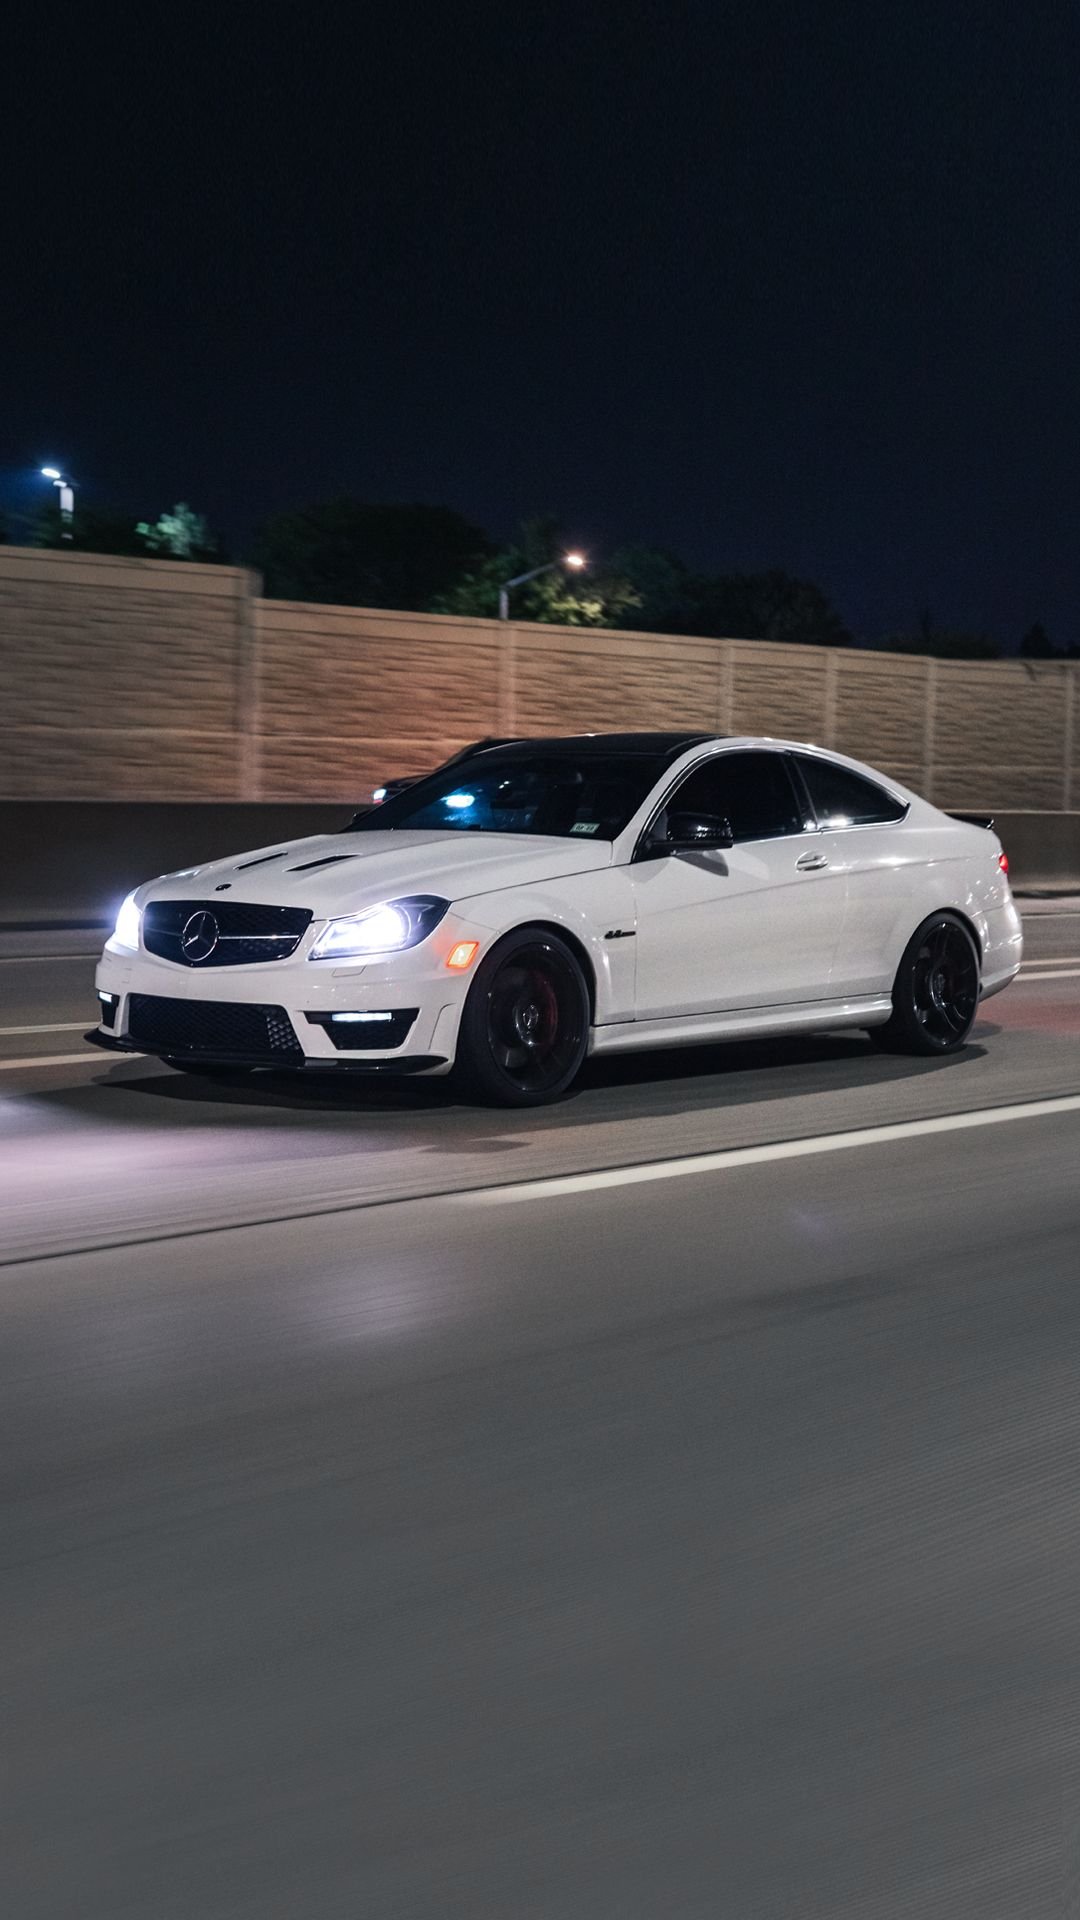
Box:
[926,905,983,961]
[498,919,599,1022]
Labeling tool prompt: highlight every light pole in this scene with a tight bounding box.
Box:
[497,550,586,621]
[41,467,75,539]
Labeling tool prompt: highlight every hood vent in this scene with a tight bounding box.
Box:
[236,851,287,870]
[285,854,358,874]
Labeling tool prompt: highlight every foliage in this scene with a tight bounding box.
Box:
[885,629,1002,660]
[136,502,224,561]
[678,570,853,647]
[1018,622,1079,658]
[431,516,640,626]
[253,500,492,608]
[32,502,147,556]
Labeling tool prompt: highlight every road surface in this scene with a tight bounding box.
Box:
[1,905,1079,1916]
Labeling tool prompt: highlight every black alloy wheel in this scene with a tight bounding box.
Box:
[456,929,590,1106]
[870,912,980,1055]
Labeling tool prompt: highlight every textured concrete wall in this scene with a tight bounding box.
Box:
[1,544,1076,810]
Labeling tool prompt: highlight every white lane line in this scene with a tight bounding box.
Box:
[0,1021,89,1036]
[469,1093,1080,1206]
[1017,967,1080,982]
[0,953,99,964]
[0,1052,98,1072]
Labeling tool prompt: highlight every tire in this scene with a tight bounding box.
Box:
[869,912,980,1055]
[454,928,590,1106]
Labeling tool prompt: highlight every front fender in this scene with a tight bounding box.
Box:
[454,868,636,1023]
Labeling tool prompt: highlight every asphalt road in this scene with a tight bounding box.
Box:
[2,905,1079,1916]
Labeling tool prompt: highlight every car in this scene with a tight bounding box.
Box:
[88,732,1023,1106]
[364,737,520,808]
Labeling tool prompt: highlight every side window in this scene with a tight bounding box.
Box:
[666,751,807,843]
[795,755,907,827]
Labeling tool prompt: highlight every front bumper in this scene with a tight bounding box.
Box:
[84,1028,448,1073]
[91,922,484,1073]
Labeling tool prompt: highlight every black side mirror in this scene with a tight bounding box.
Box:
[662,811,734,852]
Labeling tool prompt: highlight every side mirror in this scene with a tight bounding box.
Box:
[662,811,734,852]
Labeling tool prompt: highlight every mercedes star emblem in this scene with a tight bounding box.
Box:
[180,910,220,962]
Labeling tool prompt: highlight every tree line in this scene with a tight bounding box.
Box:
[4,495,1076,658]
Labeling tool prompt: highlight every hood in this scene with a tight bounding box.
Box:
[141,830,613,916]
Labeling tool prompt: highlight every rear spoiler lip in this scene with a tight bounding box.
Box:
[947,810,996,831]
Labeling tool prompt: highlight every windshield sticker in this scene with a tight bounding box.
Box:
[571,822,600,834]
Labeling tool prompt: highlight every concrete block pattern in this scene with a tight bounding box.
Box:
[1,546,1078,810]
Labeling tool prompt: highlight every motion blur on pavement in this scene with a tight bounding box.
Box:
[2,901,1079,1915]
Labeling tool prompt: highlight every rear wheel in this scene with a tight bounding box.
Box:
[869,913,980,1055]
[455,929,590,1106]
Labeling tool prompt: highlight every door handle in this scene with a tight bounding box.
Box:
[795,851,829,871]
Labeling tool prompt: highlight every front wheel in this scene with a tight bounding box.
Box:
[454,929,590,1106]
[869,913,980,1055]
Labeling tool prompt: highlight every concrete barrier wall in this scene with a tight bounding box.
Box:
[0,803,1076,926]
[1,543,1078,811]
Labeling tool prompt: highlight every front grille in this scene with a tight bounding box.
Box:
[127,994,304,1064]
[143,900,312,967]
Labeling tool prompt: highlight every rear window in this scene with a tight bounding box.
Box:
[795,755,907,827]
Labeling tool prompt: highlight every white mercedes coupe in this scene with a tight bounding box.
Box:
[89,733,1022,1105]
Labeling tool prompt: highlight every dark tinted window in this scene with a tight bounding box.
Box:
[347,752,662,840]
[795,755,907,827]
[662,751,806,843]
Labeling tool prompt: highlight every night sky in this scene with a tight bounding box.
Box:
[5,2,1079,645]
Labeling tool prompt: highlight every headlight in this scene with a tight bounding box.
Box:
[309,895,449,962]
[111,891,142,952]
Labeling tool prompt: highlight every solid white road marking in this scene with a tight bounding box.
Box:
[0,953,100,964]
[0,1021,90,1036]
[469,1093,1080,1206]
[0,1052,99,1072]
[1016,967,1080,982]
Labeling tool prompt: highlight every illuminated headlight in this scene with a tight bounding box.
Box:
[111,891,142,952]
[309,895,449,962]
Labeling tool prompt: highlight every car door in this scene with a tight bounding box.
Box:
[790,752,913,996]
[630,749,845,1018]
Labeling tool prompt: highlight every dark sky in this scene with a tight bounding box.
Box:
[5,1,1078,644]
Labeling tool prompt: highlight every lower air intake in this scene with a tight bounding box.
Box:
[127,995,304,1064]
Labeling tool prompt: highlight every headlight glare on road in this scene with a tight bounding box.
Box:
[111,891,142,952]
[309,895,449,961]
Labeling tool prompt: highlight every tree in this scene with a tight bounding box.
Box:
[1019,622,1053,658]
[253,500,492,608]
[136,502,225,561]
[432,516,644,626]
[680,570,853,647]
[32,502,147,556]
[886,629,1002,660]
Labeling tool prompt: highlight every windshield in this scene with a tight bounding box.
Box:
[347,752,662,841]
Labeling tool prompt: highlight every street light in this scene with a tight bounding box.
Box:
[42,467,75,538]
[497,550,586,621]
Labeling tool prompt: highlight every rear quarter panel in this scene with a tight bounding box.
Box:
[832,808,1012,995]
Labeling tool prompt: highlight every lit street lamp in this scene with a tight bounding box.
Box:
[497,550,586,621]
[42,467,75,538]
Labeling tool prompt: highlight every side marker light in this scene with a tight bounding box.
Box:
[446,941,480,971]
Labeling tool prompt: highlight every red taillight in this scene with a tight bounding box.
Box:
[998,851,1009,875]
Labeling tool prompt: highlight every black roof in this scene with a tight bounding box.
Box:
[469,732,719,761]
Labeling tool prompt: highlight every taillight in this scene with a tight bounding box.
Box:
[998,851,1009,876]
